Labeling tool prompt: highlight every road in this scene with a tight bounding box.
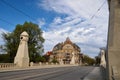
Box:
[0,66,95,80]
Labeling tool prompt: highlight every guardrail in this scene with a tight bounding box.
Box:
[0,63,16,69]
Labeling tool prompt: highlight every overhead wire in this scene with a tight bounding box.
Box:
[0,0,36,21]
[0,0,53,42]
[0,18,15,26]
[90,0,107,20]
[0,0,107,26]
[0,0,107,24]
[0,0,51,36]
[0,0,107,43]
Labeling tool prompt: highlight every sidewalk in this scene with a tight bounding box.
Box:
[83,67,104,80]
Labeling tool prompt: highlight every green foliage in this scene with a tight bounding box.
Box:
[51,59,59,64]
[95,56,100,65]
[83,55,95,65]
[31,55,46,63]
[43,55,50,62]
[2,22,45,62]
[39,56,46,62]
[0,54,9,63]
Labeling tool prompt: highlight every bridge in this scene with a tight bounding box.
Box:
[0,0,120,80]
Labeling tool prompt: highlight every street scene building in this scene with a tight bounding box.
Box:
[49,37,82,64]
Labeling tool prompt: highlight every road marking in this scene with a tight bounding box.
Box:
[8,69,71,80]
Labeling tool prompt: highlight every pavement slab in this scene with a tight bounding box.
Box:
[83,67,104,80]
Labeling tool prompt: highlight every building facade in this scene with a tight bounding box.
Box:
[50,37,82,64]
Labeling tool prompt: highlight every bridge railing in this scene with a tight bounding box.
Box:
[0,62,78,71]
[0,63,16,69]
[30,62,59,67]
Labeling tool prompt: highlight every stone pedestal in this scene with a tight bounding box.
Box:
[14,31,29,67]
[107,0,120,80]
[70,52,75,64]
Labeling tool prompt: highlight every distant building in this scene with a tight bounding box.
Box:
[45,51,53,56]
[50,37,83,64]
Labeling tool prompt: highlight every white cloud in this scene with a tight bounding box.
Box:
[40,0,108,18]
[53,17,63,24]
[38,18,45,28]
[0,28,8,45]
[39,0,109,57]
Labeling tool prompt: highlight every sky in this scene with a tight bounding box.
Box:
[0,0,109,57]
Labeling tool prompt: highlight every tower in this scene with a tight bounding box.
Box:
[14,31,29,67]
[107,0,120,80]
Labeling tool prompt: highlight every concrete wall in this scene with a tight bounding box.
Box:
[107,0,120,80]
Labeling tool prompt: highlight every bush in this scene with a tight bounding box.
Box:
[51,59,59,64]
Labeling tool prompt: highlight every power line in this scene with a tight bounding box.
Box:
[0,0,107,31]
[90,0,107,20]
[0,18,15,26]
[0,0,36,21]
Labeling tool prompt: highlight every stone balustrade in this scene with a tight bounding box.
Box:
[0,63,16,69]
[0,62,63,69]
[0,62,59,70]
[0,62,77,72]
[30,62,59,67]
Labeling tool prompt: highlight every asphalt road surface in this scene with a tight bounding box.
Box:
[0,66,95,80]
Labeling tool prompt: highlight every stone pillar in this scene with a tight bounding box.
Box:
[14,31,29,67]
[70,52,75,64]
[60,59,64,65]
[79,59,82,66]
[107,0,120,80]
[39,62,42,65]
[100,49,106,68]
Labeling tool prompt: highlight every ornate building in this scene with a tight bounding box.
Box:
[50,37,82,64]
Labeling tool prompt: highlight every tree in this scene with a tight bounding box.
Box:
[83,55,95,65]
[2,22,45,62]
[0,54,9,63]
[43,55,50,62]
[51,58,59,64]
[95,56,100,65]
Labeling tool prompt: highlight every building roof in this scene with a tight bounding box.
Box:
[52,37,81,52]
[64,37,72,44]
